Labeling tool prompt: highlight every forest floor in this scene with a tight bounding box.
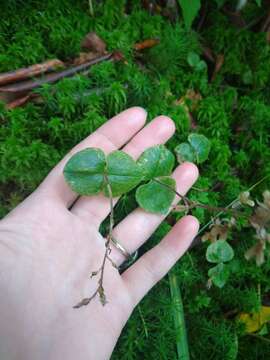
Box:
[1,1,270,359]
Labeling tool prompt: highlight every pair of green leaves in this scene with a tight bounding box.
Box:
[63,148,142,197]
[175,133,210,164]
[187,52,207,72]
[64,145,176,215]
[206,240,234,288]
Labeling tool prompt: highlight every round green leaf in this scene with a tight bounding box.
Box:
[63,148,106,195]
[137,145,175,181]
[196,60,207,71]
[187,51,200,67]
[175,143,195,163]
[135,177,176,214]
[206,240,234,263]
[208,263,230,288]
[188,133,211,164]
[106,150,143,197]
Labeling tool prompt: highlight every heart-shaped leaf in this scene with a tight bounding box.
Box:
[63,148,106,195]
[174,143,195,163]
[137,145,175,181]
[206,240,234,263]
[208,263,230,288]
[106,150,143,196]
[135,176,176,214]
[188,133,210,164]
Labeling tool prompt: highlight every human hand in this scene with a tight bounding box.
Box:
[0,107,199,360]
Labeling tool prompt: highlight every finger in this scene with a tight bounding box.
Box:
[122,215,199,306]
[38,107,147,207]
[71,115,175,226]
[110,162,198,265]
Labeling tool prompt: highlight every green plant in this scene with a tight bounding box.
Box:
[198,179,269,288]
[63,144,177,306]
[187,52,207,72]
[206,239,234,287]
[178,0,201,30]
[175,133,211,164]
[63,142,269,305]
[169,272,190,360]
[63,141,223,306]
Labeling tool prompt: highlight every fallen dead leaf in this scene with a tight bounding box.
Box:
[134,39,160,51]
[72,52,102,66]
[81,32,107,53]
[176,89,202,111]
[238,306,270,333]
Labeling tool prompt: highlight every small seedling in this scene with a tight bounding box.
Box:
[187,52,207,72]
[175,133,211,164]
[206,239,234,288]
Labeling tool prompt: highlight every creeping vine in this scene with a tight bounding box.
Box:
[63,135,270,307]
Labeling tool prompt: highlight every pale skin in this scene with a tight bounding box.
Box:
[0,107,199,360]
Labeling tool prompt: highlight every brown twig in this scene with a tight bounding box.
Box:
[0,59,64,86]
[0,53,114,93]
[211,54,224,82]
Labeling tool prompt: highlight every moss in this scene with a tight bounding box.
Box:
[1,0,270,358]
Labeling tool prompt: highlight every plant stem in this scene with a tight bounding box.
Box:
[191,185,209,192]
[155,174,269,236]
[153,178,188,207]
[73,174,114,308]
[138,305,148,338]
[105,174,114,244]
[88,0,94,16]
[198,174,270,235]
[153,179,242,216]
[169,272,190,360]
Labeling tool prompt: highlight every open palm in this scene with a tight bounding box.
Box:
[0,107,199,360]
